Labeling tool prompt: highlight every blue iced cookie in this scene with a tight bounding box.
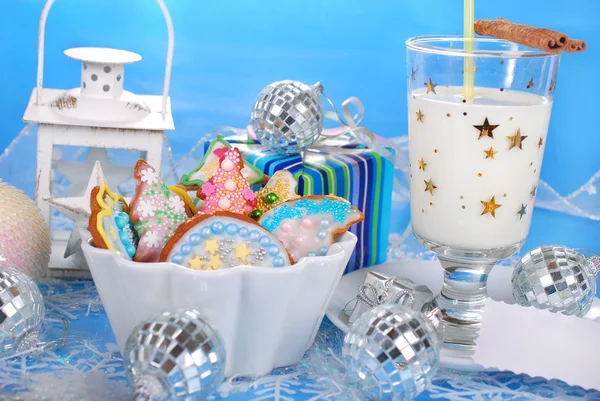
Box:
[160,212,292,269]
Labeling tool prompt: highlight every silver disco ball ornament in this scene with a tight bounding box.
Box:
[250,80,324,154]
[0,266,45,357]
[512,245,599,317]
[125,309,226,401]
[343,304,441,401]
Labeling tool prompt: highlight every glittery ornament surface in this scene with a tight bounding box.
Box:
[0,181,51,282]
[198,148,257,215]
[250,80,324,155]
[124,309,226,401]
[0,267,45,357]
[129,161,191,263]
[512,246,599,317]
[343,304,440,400]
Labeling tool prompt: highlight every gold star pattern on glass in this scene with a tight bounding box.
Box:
[517,204,527,220]
[424,179,437,196]
[538,137,544,149]
[416,109,424,122]
[234,243,250,264]
[410,68,418,82]
[481,196,502,218]
[484,147,497,159]
[527,78,535,89]
[507,129,528,150]
[204,239,219,255]
[188,256,206,270]
[207,254,222,270]
[424,77,438,95]
[530,185,537,199]
[473,118,499,140]
[418,158,427,171]
[549,80,555,92]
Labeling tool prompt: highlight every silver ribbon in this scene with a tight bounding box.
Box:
[355,279,415,309]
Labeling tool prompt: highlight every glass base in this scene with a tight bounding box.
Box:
[415,234,523,362]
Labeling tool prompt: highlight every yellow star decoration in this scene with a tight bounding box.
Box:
[424,78,438,95]
[424,179,437,196]
[538,137,544,149]
[481,196,502,218]
[188,256,206,270]
[234,243,250,264]
[484,147,497,159]
[416,109,424,122]
[473,117,499,140]
[530,185,537,199]
[527,78,535,89]
[204,239,219,255]
[207,254,222,270]
[418,158,427,171]
[507,129,528,151]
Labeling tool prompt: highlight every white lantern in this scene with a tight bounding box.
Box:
[22,0,175,274]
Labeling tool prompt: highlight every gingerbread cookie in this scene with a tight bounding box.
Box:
[89,183,138,260]
[253,170,301,216]
[259,195,364,261]
[160,212,292,269]
[180,135,267,189]
[197,148,258,215]
[129,160,196,262]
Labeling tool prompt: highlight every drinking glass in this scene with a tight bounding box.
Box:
[406,35,560,360]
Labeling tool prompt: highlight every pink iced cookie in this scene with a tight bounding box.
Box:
[259,195,364,261]
[198,148,257,215]
[129,160,194,262]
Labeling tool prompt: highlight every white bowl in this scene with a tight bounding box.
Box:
[80,230,357,376]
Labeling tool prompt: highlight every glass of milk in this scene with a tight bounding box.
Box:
[406,36,560,361]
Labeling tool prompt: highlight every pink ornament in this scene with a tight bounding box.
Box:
[0,181,51,282]
[293,237,304,246]
[301,218,314,229]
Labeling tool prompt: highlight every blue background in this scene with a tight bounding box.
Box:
[0,0,598,252]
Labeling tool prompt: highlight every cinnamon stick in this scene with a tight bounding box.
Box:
[474,19,565,53]
[565,38,587,53]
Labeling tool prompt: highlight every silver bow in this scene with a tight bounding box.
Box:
[356,279,415,309]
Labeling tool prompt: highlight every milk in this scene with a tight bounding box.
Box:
[408,86,552,250]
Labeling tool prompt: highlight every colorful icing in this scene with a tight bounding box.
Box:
[129,160,195,262]
[198,148,258,215]
[180,134,266,188]
[259,196,363,261]
[254,170,300,213]
[163,215,291,269]
[92,183,138,259]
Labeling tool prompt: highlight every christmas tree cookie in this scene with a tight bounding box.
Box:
[129,160,196,262]
[259,195,364,261]
[197,148,258,215]
[180,135,267,190]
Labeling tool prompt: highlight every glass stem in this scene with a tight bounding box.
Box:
[434,255,497,357]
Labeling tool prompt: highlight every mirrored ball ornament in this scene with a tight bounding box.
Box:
[512,245,599,317]
[125,309,226,401]
[343,304,441,401]
[0,266,46,357]
[250,80,324,154]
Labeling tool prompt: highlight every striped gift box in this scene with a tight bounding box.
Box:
[203,134,394,273]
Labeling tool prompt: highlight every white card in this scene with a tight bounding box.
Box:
[474,300,600,391]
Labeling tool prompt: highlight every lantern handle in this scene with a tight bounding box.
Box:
[36,0,175,118]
